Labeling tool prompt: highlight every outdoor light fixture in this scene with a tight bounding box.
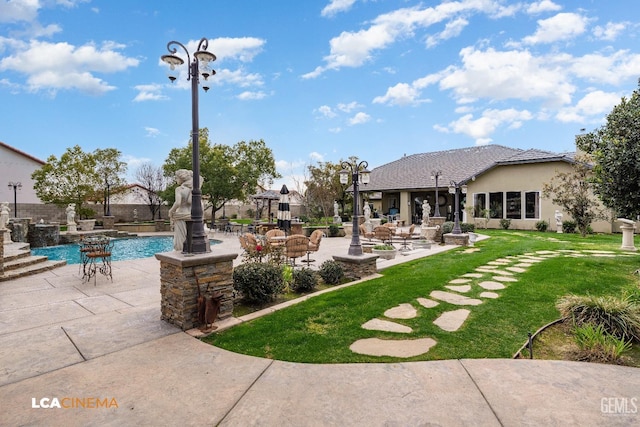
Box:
[105,178,113,217]
[161,37,216,254]
[7,181,22,218]
[340,160,370,256]
[448,181,467,234]
[430,170,442,217]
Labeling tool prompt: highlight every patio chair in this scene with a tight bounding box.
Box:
[373,225,394,246]
[265,229,286,248]
[359,224,375,241]
[398,224,416,251]
[304,229,324,263]
[285,234,310,267]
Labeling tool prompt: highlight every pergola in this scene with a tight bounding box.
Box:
[252,190,280,222]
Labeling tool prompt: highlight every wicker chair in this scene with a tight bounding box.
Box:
[398,224,416,251]
[373,225,394,246]
[285,234,310,266]
[359,224,375,241]
[304,229,324,263]
[265,229,286,248]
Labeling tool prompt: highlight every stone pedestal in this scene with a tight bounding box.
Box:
[429,217,446,242]
[0,236,4,275]
[103,216,116,230]
[67,224,78,233]
[333,216,342,224]
[332,253,379,280]
[2,229,11,244]
[155,251,238,330]
[443,233,470,246]
[618,219,637,251]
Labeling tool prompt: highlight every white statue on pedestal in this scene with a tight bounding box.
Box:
[334,200,339,218]
[0,202,9,230]
[555,210,563,233]
[422,200,431,227]
[168,169,193,251]
[66,204,76,225]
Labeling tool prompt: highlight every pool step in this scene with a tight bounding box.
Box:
[1,242,67,282]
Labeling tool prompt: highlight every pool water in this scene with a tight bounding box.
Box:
[32,236,221,265]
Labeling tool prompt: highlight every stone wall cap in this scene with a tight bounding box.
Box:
[333,253,379,264]
[155,251,238,267]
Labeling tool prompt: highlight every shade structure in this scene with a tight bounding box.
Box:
[277,185,291,234]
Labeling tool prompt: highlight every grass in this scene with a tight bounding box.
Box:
[204,230,640,363]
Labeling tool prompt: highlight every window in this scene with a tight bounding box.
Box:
[489,192,503,218]
[506,191,521,219]
[525,191,540,219]
[473,193,486,217]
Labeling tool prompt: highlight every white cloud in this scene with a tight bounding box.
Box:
[425,17,468,48]
[593,22,628,41]
[309,151,324,162]
[237,90,267,100]
[523,12,588,45]
[348,111,371,125]
[208,37,265,63]
[526,1,562,15]
[144,127,160,137]
[337,101,362,112]
[133,84,166,102]
[439,108,533,142]
[316,105,337,118]
[321,0,357,17]
[556,90,621,123]
[0,0,40,23]
[213,68,264,87]
[373,82,430,106]
[570,50,640,85]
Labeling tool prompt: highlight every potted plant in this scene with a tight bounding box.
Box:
[372,244,397,260]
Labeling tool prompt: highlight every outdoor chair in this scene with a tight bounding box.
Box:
[285,234,310,267]
[383,222,397,235]
[265,229,286,247]
[304,229,324,264]
[398,224,416,251]
[373,225,394,246]
[359,224,375,241]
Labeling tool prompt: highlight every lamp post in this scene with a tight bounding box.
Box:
[448,181,467,234]
[340,160,370,256]
[105,178,113,217]
[7,182,22,218]
[430,170,442,217]
[161,38,216,254]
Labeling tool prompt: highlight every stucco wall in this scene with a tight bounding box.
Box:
[0,145,44,205]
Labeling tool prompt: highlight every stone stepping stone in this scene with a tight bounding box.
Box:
[583,250,615,254]
[449,278,471,284]
[480,292,499,299]
[495,258,512,263]
[362,319,412,333]
[536,250,558,255]
[350,337,437,357]
[513,263,532,268]
[417,298,439,308]
[505,266,527,273]
[445,285,471,293]
[478,265,499,269]
[488,261,510,265]
[593,253,616,257]
[518,257,544,262]
[462,273,483,278]
[490,269,514,275]
[384,303,418,319]
[476,268,498,274]
[433,309,470,332]
[478,281,505,290]
[462,248,481,253]
[430,291,483,306]
[492,276,518,282]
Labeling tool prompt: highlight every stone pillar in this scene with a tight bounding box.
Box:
[443,233,470,246]
[429,217,446,242]
[8,218,31,243]
[618,218,637,251]
[155,251,238,330]
[103,216,116,230]
[332,253,379,280]
[2,229,11,244]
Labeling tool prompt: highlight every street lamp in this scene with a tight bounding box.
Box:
[448,181,467,234]
[7,182,22,218]
[105,178,113,217]
[161,37,216,254]
[430,170,442,217]
[340,160,370,256]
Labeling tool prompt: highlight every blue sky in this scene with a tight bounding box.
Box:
[1,0,640,191]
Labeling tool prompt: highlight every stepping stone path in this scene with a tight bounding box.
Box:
[350,248,637,358]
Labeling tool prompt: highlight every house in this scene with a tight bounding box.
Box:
[0,141,46,218]
[364,144,613,233]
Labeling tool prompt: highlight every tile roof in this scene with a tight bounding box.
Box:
[366,145,522,191]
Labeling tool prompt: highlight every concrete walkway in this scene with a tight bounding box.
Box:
[1,231,638,426]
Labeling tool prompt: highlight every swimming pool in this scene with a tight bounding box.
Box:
[32,236,221,265]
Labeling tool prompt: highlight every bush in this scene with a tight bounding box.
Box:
[557,294,640,342]
[233,262,284,304]
[291,267,318,292]
[318,260,344,285]
[562,220,577,234]
[461,223,475,233]
[573,323,632,364]
[535,220,548,232]
[499,218,511,230]
[328,224,340,237]
[441,221,454,234]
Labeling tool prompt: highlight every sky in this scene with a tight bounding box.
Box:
[1,0,640,192]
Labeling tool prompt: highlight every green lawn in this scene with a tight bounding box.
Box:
[205,230,640,363]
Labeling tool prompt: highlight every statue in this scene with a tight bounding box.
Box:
[0,202,9,230]
[422,200,431,226]
[364,203,371,222]
[168,169,193,251]
[334,200,339,217]
[555,210,563,233]
[66,204,76,225]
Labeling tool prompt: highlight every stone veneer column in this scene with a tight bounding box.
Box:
[102,216,115,230]
[443,233,470,246]
[332,253,379,280]
[155,251,238,330]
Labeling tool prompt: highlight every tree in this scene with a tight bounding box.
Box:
[163,129,280,223]
[542,156,608,237]
[577,80,640,219]
[94,148,128,215]
[135,162,167,220]
[304,160,348,222]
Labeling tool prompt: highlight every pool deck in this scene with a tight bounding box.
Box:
[0,229,638,426]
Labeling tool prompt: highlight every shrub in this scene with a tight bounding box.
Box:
[233,262,284,304]
[441,221,454,234]
[328,224,340,237]
[535,220,548,232]
[556,294,640,342]
[291,268,318,292]
[573,323,632,364]
[318,260,344,285]
[461,223,475,233]
[562,220,577,234]
[373,244,395,250]
[499,218,511,230]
